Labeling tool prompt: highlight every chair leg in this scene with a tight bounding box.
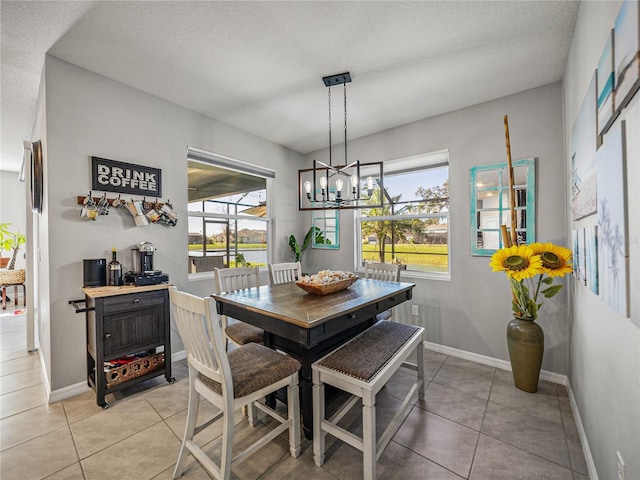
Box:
[287,377,301,458]
[173,374,200,479]
[1,287,6,310]
[362,397,376,480]
[247,401,257,426]
[220,402,235,480]
[313,370,325,467]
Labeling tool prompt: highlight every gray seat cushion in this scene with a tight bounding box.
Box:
[317,321,419,382]
[200,343,300,398]
[226,321,264,345]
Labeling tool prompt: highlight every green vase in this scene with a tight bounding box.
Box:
[506,317,544,393]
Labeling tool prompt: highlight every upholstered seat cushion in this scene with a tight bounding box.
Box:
[225,320,264,345]
[317,321,419,382]
[200,343,301,398]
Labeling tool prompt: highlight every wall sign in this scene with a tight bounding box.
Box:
[92,157,162,197]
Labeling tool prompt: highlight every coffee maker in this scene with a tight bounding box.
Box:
[124,241,169,286]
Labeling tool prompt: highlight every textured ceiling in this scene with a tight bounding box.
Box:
[1,1,579,173]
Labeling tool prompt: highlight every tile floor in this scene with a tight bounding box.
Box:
[0,311,589,479]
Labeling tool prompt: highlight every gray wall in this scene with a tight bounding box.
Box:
[563,2,640,479]
[304,82,569,374]
[42,56,305,390]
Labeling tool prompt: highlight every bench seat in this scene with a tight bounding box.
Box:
[312,321,425,480]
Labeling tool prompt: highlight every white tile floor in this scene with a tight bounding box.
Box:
[0,310,589,479]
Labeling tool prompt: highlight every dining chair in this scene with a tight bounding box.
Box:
[268,261,302,285]
[169,288,301,480]
[364,262,402,321]
[214,266,264,347]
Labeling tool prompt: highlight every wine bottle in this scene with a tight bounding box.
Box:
[108,248,122,286]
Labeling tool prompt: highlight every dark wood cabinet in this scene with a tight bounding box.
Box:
[77,285,173,408]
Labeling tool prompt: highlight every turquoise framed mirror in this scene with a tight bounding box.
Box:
[470,158,536,256]
[312,209,339,249]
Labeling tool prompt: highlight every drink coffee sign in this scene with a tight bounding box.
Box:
[92,157,162,197]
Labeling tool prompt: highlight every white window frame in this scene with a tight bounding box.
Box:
[187,147,274,280]
[355,150,450,281]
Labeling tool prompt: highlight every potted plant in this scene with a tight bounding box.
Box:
[288,226,328,266]
[0,223,26,270]
[490,242,572,392]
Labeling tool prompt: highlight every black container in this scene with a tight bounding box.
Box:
[83,258,107,287]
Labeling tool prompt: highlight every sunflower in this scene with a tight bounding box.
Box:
[529,242,573,277]
[489,244,543,282]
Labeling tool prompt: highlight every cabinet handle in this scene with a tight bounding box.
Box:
[133,298,140,303]
[105,333,112,339]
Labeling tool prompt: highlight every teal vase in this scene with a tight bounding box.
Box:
[506,317,544,393]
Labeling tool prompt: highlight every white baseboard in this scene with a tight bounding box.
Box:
[566,379,599,480]
[424,341,567,385]
[172,349,186,362]
[425,341,596,479]
[49,381,91,403]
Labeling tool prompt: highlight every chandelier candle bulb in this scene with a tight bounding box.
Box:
[335,178,344,199]
[304,181,312,200]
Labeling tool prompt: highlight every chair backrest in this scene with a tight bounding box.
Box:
[364,262,401,282]
[214,266,260,294]
[268,262,302,285]
[169,287,232,394]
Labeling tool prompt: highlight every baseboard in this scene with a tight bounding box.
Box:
[172,349,186,362]
[423,341,567,385]
[425,341,596,479]
[49,381,91,403]
[566,379,599,480]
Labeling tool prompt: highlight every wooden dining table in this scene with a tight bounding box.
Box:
[213,277,415,439]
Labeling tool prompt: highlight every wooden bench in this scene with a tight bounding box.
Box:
[312,321,425,480]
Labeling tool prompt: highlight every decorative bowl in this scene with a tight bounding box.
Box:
[295,276,358,295]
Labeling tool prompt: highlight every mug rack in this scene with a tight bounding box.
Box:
[76,191,177,227]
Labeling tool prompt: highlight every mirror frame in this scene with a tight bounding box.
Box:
[470,158,536,256]
[312,208,340,249]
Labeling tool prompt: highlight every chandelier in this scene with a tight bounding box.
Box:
[298,72,384,211]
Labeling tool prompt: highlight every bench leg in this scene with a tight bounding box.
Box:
[417,340,425,401]
[312,369,325,467]
[362,395,376,480]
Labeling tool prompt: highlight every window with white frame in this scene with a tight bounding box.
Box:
[357,151,449,277]
[187,148,273,273]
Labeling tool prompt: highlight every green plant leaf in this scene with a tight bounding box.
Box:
[542,276,554,285]
[542,285,563,298]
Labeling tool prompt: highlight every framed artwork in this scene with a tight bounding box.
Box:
[31,140,43,214]
[597,29,616,136]
[596,121,629,317]
[570,74,598,221]
[585,225,599,295]
[614,0,640,112]
[572,229,586,286]
[469,158,535,256]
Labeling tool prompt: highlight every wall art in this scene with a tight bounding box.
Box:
[596,121,629,317]
[614,0,640,112]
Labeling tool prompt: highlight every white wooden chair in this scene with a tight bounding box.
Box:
[214,266,264,347]
[364,262,402,321]
[268,262,302,285]
[169,288,301,480]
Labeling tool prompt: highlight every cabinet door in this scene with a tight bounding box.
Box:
[103,306,165,357]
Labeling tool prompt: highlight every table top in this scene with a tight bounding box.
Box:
[213,278,414,329]
[82,283,171,299]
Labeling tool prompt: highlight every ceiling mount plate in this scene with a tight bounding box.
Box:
[322,72,351,87]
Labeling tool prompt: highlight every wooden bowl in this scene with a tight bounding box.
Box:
[295,276,358,295]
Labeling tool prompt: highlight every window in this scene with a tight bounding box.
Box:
[356,151,449,277]
[469,158,535,256]
[187,148,273,273]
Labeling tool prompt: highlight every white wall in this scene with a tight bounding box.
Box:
[304,82,569,374]
[563,2,640,479]
[42,56,305,391]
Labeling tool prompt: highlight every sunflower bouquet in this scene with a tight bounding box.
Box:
[490,242,573,321]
